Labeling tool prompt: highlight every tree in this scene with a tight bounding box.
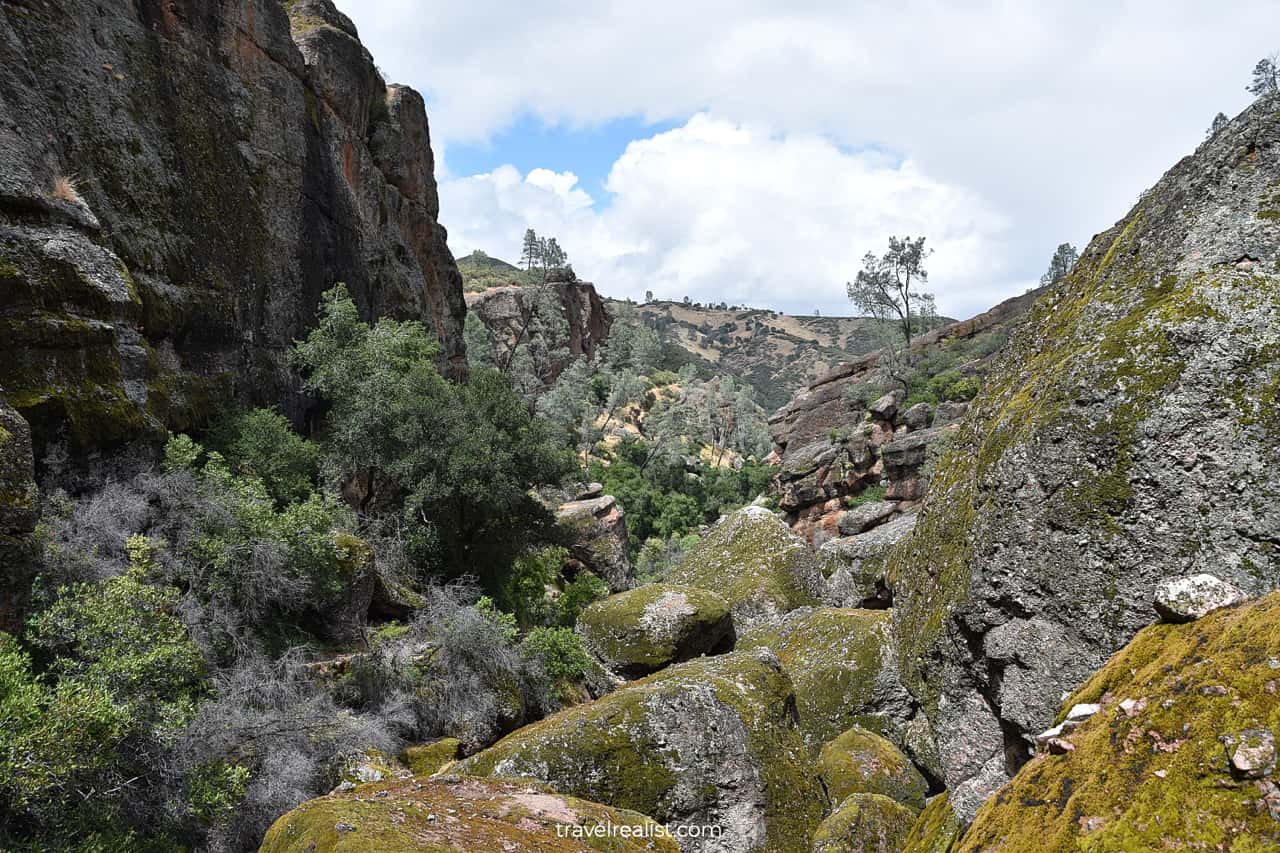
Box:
[520,229,540,271]
[1248,53,1279,98]
[645,290,654,303]
[1039,243,1079,288]
[1207,112,1229,137]
[293,285,574,585]
[846,236,936,356]
[544,238,567,272]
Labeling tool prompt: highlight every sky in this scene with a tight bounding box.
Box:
[335,0,1278,319]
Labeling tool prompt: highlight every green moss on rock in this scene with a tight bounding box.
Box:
[811,793,917,853]
[669,505,822,625]
[260,776,680,853]
[455,649,825,852]
[902,793,962,853]
[959,592,1280,852]
[401,738,461,777]
[741,608,910,750]
[818,725,927,811]
[576,583,733,678]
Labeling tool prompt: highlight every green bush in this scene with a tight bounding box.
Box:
[520,626,591,682]
[208,408,320,505]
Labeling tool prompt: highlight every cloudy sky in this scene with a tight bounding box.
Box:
[336,1,1277,318]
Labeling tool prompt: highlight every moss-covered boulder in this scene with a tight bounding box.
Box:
[901,794,963,853]
[811,793,917,853]
[891,95,1280,818]
[577,583,734,678]
[818,726,927,811]
[455,649,825,852]
[401,737,461,777]
[956,591,1280,852]
[669,505,823,625]
[260,776,680,852]
[741,608,913,750]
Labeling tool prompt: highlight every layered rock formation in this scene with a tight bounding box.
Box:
[767,289,1040,550]
[892,95,1280,822]
[0,0,466,460]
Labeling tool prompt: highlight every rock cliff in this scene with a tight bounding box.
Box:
[0,0,466,460]
[891,95,1280,821]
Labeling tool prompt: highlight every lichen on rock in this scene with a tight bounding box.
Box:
[740,608,914,751]
[958,591,1280,851]
[577,583,734,678]
[890,94,1280,820]
[818,725,928,812]
[669,505,823,626]
[260,775,680,852]
[454,648,825,852]
[810,793,917,853]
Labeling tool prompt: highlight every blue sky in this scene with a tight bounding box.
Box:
[337,0,1279,319]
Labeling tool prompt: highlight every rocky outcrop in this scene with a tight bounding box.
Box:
[819,514,917,609]
[556,494,633,593]
[260,776,680,853]
[467,277,613,383]
[958,591,1280,851]
[577,583,734,679]
[456,648,826,853]
[669,505,823,626]
[891,96,1280,822]
[766,290,1039,547]
[0,0,466,460]
[739,608,915,751]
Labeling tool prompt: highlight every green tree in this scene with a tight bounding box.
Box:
[520,229,540,271]
[1207,111,1229,137]
[1248,53,1279,97]
[292,286,575,585]
[1039,242,1079,288]
[847,236,936,356]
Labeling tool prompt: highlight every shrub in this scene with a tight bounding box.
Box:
[208,408,320,505]
[520,626,591,682]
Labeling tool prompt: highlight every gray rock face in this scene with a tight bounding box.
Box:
[838,501,899,536]
[1154,573,1248,622]
[819,515,917,608]
[892,95,1280,823]
[0,0,466,458]
[555,495,634,592]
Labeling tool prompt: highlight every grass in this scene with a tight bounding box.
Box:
[50,175,84,206]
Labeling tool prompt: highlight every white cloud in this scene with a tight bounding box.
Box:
[441,115,1013,317]
[340,0,1280,316]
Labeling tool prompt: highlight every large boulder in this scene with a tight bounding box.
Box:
[0,0,467,461]
[455,649,826,853]
[260,776,680,853]
[818,726,928,812]
[739,608,914,750]
[892,96,1280,820]
[818,514,917,608]
[669,506,823,625]
[810,794,917,853]
[959,591,1280,852]
[557,495,634,593]
[577,584,734,679]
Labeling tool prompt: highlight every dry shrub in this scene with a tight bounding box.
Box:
[50,174,83,205]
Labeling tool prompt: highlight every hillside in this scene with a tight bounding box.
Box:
[617,299,934,412]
